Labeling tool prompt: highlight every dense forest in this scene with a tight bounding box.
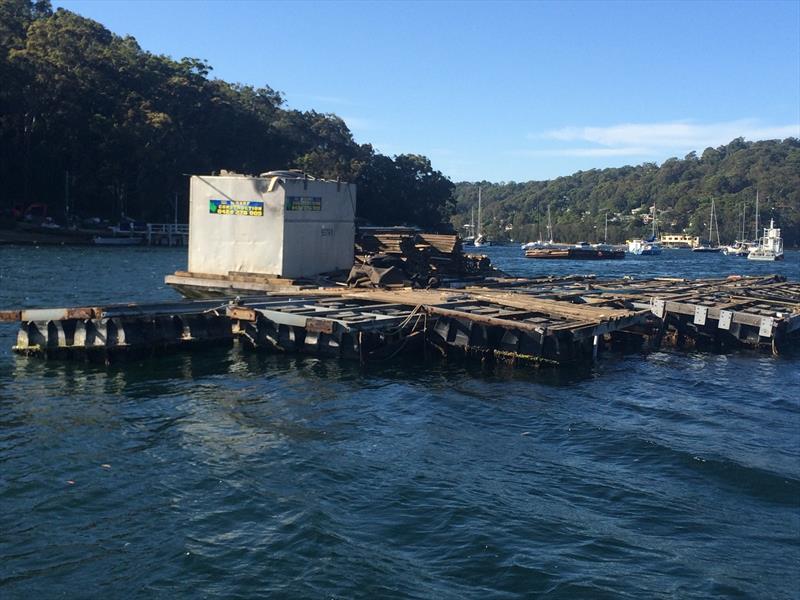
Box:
[454,138,800,246]
[0,0,455,228]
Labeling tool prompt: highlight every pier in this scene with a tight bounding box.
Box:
[142,223,189,246]
[3,274,798,367]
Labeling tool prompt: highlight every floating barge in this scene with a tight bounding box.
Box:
[4,274,799,368]
[3,172,798,369]
[524,245,625,260]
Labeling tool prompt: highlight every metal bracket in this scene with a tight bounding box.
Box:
[718,310,732,330]
[652,298,666,319]
[693,305,708,326]
[759,317,774,338]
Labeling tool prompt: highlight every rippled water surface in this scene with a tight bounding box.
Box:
[1,245,799,599]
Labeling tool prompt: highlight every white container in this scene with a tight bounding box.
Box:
[187,173,356,278]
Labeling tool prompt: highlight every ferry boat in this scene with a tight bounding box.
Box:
[747,219,784,261]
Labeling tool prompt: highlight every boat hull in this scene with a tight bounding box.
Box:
[93,236,144,246]
[747,253,785,261]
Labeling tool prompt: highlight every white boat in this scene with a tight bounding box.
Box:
[463,207,476,246]
[627,204,662,255]
[723,197,755,256]
[628,238,662,255]
[521,205,558,250]
[722,242,751,257]
[747,219,784,261]
[473,187,492,247]
[692,199,722,253]
[473,233,491,247]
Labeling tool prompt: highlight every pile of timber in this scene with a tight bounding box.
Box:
[349,231,498,288]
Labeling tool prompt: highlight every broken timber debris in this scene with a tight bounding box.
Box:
[3,274,799,367]
[350,231,500,288]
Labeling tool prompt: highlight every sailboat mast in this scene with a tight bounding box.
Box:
[547,204,553,243]
[711,199,720,246]
[477,187,482,237]
[754,190,759,241]
[741,202,746,242]
[604,212,608,244]
[652,204,657,239]
[470,207,474,238]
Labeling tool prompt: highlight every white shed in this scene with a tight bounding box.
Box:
[187,171,356,278]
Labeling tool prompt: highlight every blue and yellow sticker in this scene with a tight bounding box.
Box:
[209,199,264,216]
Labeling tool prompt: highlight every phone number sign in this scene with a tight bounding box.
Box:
[209,199,264,217]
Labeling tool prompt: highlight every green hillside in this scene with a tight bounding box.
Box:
[454,138,800,246]
[0,0,453,228]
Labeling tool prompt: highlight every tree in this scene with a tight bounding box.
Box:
[357,154,455,230]
[0,1,456,229]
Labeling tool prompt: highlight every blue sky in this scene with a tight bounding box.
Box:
[55,0,800,182]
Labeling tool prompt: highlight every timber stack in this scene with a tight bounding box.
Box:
[349,230,499,288]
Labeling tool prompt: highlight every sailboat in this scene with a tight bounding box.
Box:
[722,198,751,256]
[463,207,476,245]
[592,212,619,252]
[748,218,784,261]
[692,198,722,252]
[521,204,559,250]
[627,204,662,255]
[523,205,623,259]
[473,187,492,247]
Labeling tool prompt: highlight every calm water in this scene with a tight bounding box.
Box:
[1,245,798,599]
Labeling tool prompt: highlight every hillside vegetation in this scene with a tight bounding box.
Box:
[454,138,800,246]
[0,0,454,228]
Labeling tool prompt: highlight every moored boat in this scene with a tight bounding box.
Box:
[692,198,721,253]
[722,242,751,256]
[628,238,662,255]
[472,188,492,247]
[520,205,557,252]
[627,204,662,255]
[747,219,784,261]
[723,199,753,256]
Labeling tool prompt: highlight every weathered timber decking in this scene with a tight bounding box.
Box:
[3,275,799,366]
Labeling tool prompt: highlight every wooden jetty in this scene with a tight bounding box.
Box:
[3,274,799,367]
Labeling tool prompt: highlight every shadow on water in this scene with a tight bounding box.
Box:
[4,339,601,401]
